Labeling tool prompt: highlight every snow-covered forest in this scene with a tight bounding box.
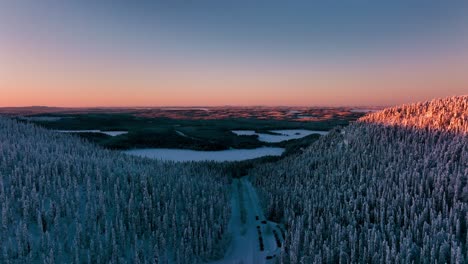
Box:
[360,96,467,134]
[1,96,466,263]
[0,118,231,263]
[252,96,468,263]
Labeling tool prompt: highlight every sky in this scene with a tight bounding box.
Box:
[1,0,467,107]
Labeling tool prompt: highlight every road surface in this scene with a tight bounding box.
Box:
[211,177,284,264]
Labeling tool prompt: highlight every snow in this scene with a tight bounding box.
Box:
[57,130,128,137]
[232,130,257,136]
[20,116,63,122]
[211,177,283,264]
[0,117,231,263]
[176,130,200,140]
[102,131,128,136]
[123,147,285,162]
[175,130,188,137]
[359,96,468,134]
[232,129,329,143]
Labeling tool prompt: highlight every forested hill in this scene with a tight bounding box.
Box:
[360,95,467,134]
[0,118,230,263]
[252,96,467,263]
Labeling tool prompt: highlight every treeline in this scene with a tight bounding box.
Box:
[0,118,231,263]
[251,96,468,263]
[360,95,467,134]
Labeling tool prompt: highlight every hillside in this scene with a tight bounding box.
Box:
[251,96,468,263]
[1,96,466,263]
[360,95,467,134]
[0,118,231,263]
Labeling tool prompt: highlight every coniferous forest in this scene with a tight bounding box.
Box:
[252,96,467,263]
[2,1,468,263]
[0,96,467,263]
[0,118,230,263]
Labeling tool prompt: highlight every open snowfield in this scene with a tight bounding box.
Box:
[123,147,285,162]
[232,129,328,143]
[19,116,64,122]
[57,130,128,136]
[212,178,283,264]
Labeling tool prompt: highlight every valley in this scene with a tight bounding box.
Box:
[8,107,358,162]
[2,1,466,262]
[0,96,466,263]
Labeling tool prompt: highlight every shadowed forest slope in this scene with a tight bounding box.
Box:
[0,118,230,263]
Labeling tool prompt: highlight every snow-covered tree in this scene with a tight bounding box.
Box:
[252,96,468,263]
[0,118,231,263]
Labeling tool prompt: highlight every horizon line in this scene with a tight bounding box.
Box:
[0,104,389,109]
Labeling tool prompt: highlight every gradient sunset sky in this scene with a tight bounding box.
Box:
[1,1,467,107]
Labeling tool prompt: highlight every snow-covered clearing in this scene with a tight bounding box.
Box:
[211,177,283,264]
[20,116,64,122]
[175,130,200,140]
[57,130,128,136]
[232,129,328,143]
[176,130,189,138]
[123,147,284,162]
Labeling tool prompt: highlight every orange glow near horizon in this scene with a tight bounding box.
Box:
[2,1,468,108]
[2,42,468,107]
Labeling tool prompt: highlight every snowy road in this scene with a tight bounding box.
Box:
[211,177,283,264]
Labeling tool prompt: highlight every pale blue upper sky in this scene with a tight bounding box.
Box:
[3,1,467,58]
[1,0,467,106]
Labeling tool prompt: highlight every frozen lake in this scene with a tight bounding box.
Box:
[232,129,328,143]
[123,147,285,162]
[57,130,128,137]
[20,116,64,122]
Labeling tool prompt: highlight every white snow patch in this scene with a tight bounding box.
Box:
[232,130,257,136]
[57,130,128,137]
[20,116,64,122]
[232,129,329,143]
[123,147,284,162]
[101,131,128,136]
[176,130,189,138]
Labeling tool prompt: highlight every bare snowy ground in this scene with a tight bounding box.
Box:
[57,130,128,136]
[19,116,64,121]
[232,129,328,143]
[211,178,284,264]
[123,147,285,162]
[175,130,199,140]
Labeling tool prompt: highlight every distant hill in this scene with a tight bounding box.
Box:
[252,96,467,263]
